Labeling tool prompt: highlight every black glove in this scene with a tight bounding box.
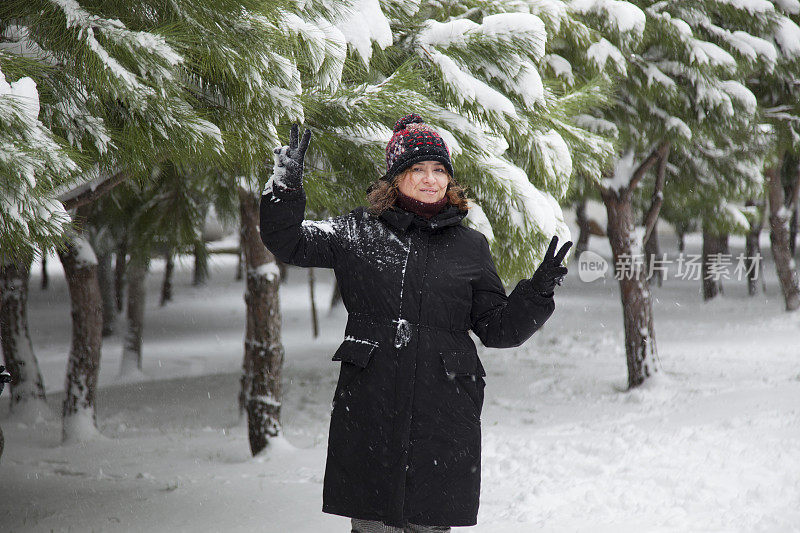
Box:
[0,365,10,396]
[270,123,311,192]
[528,235,572,297]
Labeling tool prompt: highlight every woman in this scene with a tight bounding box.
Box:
[259,114,571,532]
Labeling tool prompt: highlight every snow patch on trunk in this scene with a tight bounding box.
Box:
[250,262,281,282]
[601,150,636,193]
[71,235,98,267]
[117,352,147,381]
[251,394,282,407]
[251,433,297,461]
[4,397,55,425]
[62,407,105,445]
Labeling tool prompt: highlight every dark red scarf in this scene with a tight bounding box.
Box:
[395,190,449,219]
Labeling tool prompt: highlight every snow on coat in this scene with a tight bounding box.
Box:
[259,185,555,528]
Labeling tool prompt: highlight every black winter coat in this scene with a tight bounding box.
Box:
[259,185,555,528]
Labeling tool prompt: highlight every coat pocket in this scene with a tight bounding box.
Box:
[332,337,378,405]
[439,350,486,377]
[332,337,378,367]
[439,350,486,416]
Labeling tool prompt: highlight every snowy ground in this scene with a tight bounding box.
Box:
[1,228,799,532]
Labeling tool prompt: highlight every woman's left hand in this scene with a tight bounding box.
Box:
[529,235,572,297]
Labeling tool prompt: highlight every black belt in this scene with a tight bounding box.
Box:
[348,312,469,348]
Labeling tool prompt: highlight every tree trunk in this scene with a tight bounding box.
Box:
[193,241,209,286]
[160,250,174,306]
[672,220,693,255]
[642,145,669,289]
[0,255,48,413]
[40,253,49,290]
[701,223,728,301]
[96,251,116,336]
[597,144,667,388]
[58,231,104,442]
[745,198,765,296]
[236,229,244,281]
[575,199,590,258]
[790,204,798,257]
[329,279,342,313]
[277,259,288,284]
[238,187,284,455]
[308,267,319,338]
[643,220,663,287]
[120,257,149,376]
[114,238,127,313]
[766,163,800,311]
[0,362,8,458]
[600,187,658,388]
[236,248,244,281]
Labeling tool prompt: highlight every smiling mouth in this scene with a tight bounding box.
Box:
[421,189,438,193]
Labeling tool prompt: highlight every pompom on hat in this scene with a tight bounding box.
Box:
[382,114,454,182]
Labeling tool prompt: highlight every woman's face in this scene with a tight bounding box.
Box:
[397,160,449,203]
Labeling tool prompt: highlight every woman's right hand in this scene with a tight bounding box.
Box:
[270,123,311,191]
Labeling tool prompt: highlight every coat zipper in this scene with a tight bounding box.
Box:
[393,235,413,348]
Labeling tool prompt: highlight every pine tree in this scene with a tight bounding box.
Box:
[560,0,770,386]
[118,0,355,455]
[659,1,784,301]
[0,64,79,257]
[1,0,223,440]
[745,2,800,310]
[646,1,800,307]
[655,125,769,300]
[0,63,77,418]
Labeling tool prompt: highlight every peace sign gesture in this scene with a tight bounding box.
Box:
[529,235,572,297]
[270,123,312,191]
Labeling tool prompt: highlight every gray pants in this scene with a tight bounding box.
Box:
[351,518,451,533]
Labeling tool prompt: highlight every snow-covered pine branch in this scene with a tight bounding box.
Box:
[0,65,78,259]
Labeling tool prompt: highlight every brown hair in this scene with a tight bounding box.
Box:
[366,169,472,216]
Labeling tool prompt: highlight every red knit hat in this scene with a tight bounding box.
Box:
[382,114,454,182]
